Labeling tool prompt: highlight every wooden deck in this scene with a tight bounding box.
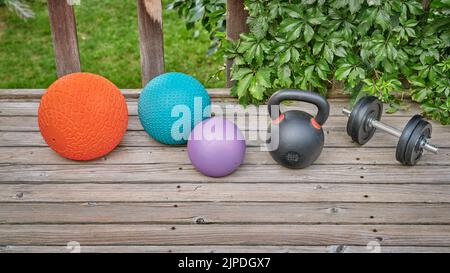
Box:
[1,89,450,253]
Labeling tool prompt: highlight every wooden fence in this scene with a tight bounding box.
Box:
[47,0,248,87]
[45,0,432,95]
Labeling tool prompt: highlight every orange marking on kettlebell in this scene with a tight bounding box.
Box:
[273,114,285,124]
[311,118,321,129]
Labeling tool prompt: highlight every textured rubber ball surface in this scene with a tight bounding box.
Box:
[38,72,128,161]
[138,72,211,145]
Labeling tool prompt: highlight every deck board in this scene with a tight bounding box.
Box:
[2,130,450,148]
[1,164,450,183]
[2,183,450,202]
[0,224,450,246]
[1,147,448,165]
[1,202,450,224]
[1,115,447,132]
[1,245,449,253]
[0,89,449,253]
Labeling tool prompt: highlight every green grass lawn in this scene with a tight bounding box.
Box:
[0,0,225,88]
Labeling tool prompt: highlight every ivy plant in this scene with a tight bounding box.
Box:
[169,0,450,124]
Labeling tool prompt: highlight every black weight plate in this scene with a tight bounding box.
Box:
[403,119,432,166]
[395,115,424,165]
[347,96,382,145]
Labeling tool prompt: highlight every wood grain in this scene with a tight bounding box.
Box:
[1,164,449,183]
[3,146,449,166]
[2,183,449,202]
[1,202,449,224]
[1,245,449,253]
[1,147,449,166]
[0,224,449,246]
[226,0,249,87]
[47,0,81,77]
[137,0,164,85]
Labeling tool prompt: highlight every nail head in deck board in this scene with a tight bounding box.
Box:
[1,203,450,224]
[47,0,81,77]
[1,224,450,246]
[137,0,164,86]
[1,183,450,203]
[226,0,249,87]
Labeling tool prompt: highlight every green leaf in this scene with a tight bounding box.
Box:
[255,68,272,88]
[317,59,330,72]
[334,47,347,57]
[367,0,381,6]
[283,5,303,18]
[348,0,363,14]
[291,47,300,62]
[335,65,353,80]
[248,77,265,101]
[412,88,432,102]
[232,67,252,81]
[316,66,328,80]
[187,4,205,22]
[279,49,291,64]
[405,27,416,37]
[313,42,324,55]
[406,1,423,15]
[355,67,366,79]
[243,44,257,63]
[278,65,292,86]
[280,18,302,33]
[308,16,326,25]
[255,44,264,65]
[375,10,390,30]
[304,24,315,43]
[249,17,269,40]
[323,45,334,63]
[236,73,253,98]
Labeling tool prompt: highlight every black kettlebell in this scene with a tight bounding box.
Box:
[267,89,330,169]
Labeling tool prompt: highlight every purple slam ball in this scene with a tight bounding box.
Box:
[188,117,246,177]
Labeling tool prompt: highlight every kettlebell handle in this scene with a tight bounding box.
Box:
[268,89,330,125]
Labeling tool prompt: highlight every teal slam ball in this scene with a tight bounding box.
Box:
[138,72,211,145]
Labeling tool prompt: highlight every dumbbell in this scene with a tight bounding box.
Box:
[342,96,438,165]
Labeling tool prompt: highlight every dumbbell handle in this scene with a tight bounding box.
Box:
[343,108,438,154]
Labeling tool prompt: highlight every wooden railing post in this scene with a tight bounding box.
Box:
[226,0,248,87]
[422,0,430,11]
[47,0,81,78]
[137,0,165,86]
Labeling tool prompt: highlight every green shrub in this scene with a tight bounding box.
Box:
[169,0,450,124]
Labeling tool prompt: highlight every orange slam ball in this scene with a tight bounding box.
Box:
[38,73,128,160]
